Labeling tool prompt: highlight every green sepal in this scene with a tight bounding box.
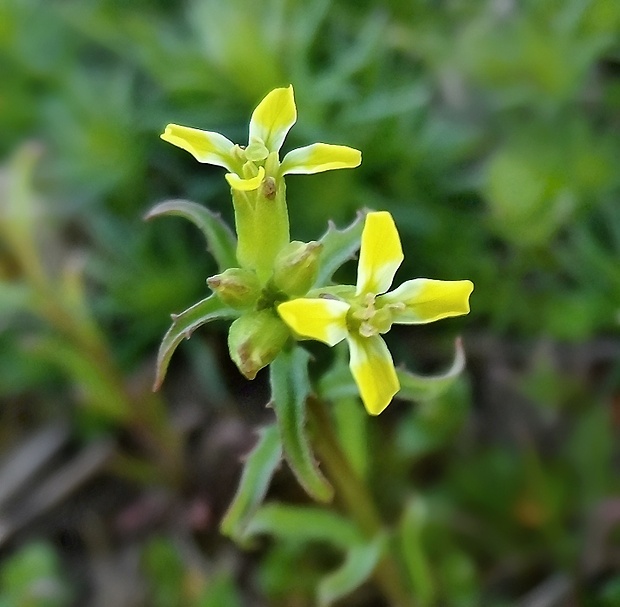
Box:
[145,199,237,271]
[314,210,366,287]
[154,295,238,390]
[269,347,333,502]
[243,503,364,548]
[318,535,386,607]
[396,338,465,403]
[220,425,282,546]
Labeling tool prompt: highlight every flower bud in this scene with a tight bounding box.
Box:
[228,310,290,379]
[272,241,323,297]
[207,268,260,309]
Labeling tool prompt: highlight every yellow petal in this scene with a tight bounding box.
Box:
[277,298,349,346]
[380,279,473,324]
[161,124,235,169]
[347,335,399,415]
[225,166,265,191]
[249,85,297,154]
[356,211,403,296]
[280,143,362,175]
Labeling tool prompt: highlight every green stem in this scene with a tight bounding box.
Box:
[307,396,415,607]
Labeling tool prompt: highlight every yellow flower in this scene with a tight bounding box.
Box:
[278,212,473,415]
[160,86,361,191]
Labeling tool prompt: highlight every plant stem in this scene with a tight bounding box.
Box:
[307,396,415,607]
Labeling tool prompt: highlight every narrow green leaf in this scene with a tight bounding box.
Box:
[400,499,435,607]
[397,338,465,403]
[270,347,333,502]
[318,535,385,607]
[154,295,237,390]
[145,199,237,270]
[220,425,282,544]
[244,503,363,548]
[314,211,366,287]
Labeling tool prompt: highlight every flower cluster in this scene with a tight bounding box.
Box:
[158,85,473,415]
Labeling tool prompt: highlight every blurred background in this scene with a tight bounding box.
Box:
[1,0,620,605]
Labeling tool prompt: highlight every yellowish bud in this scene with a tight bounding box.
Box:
[207,268,260,309]
[272,241,322,297]
[228,310,290,379]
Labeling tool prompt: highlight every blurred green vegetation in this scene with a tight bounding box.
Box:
[1,0,619,605]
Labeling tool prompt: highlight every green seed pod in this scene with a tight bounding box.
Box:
[272,241,323,297]
[207,268,261,309]
[228,310,290,379]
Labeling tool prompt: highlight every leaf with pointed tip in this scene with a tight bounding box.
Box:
[145,199,237,270]
[243,503,363,548]
[220,425,282,546]
[318,535,385,607]
[154,295,238,390]
[314,211,366,287]
[397,338,465,403]
[270,347,333,502]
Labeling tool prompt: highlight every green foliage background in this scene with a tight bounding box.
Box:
[1,0,619,605]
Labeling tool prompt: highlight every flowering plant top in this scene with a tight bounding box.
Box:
[150,83,475,604]
[154,84,473,416]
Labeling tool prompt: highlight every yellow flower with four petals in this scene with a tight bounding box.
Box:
[161,85,361,192]
[278,212,473,415]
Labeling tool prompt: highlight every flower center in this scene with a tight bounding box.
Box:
[348,293,396,337]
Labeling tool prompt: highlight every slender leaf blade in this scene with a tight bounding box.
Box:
[145,199,237,270]
[243,503,363,548]
[270,347,333,502]
[154,295,237,390]
[270,347,334,502]
[318,535,385,607]
[220,425,282,545]
[397,338,466,403]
